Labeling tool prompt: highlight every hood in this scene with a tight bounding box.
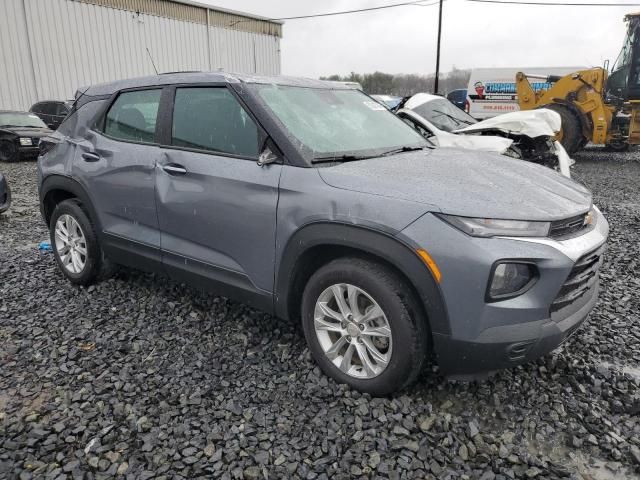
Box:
[455,109,561,138]
[399,109,514,153]
[432,129,513,153]
[0,126,53,138]
[318,149,591,221]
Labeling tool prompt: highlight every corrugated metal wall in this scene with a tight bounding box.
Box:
[0,0,282,110]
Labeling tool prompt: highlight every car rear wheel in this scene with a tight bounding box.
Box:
[0,140,18,162]
[50,199,105,285]
[301,257,429,395]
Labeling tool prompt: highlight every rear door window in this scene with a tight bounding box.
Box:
[170,87,259,158]
[104,89,161,143]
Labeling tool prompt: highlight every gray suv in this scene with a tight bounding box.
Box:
[38,73,608,395]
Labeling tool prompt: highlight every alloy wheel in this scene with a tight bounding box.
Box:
[54,214,88,274]
[314,283,392,379]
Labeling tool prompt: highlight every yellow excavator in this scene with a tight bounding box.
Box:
[515,12,640,153]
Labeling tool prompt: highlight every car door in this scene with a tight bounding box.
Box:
[156,85,282,304]
[73,88,164,269]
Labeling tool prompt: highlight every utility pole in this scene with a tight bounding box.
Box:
[434,0,444,94]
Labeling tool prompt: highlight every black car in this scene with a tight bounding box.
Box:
[0,173,10,214]
[0,111,53,162]
[30,101,72,130]
[446,89,468,111]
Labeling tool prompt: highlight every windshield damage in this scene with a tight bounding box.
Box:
[250,84,429,164]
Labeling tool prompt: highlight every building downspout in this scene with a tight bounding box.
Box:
[206,8,212,71]
[20,0,40,103]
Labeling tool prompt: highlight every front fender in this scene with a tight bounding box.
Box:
[274,222,449,334]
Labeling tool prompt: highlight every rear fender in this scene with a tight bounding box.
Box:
[39,175,101,232]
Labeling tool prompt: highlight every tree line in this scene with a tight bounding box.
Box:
[320,68,471,96]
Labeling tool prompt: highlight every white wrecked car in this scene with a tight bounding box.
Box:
[396,93,572,177]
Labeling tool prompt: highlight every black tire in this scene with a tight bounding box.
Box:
[545,104,583,155]
[0,140,18,162]
[301,257,429,396]
[0,182,11,214]
[578,136,589,150]
[605,140,630,152]
[49,198,106,286]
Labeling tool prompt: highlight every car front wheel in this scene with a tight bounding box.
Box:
[301,257,429,395]
[0,140,18,162]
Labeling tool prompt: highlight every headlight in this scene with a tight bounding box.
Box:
[19,137,32,146]
[488,262,536,300]
[438,214,550,237]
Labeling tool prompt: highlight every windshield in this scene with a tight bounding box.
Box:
[409,98,477,132]
[0,112,47,128]
[251,85,427,161]
[613,29,634,72]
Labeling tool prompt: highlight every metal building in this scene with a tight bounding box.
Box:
[0,0,283,110]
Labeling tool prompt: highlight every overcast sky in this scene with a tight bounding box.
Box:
[196,0,636,78]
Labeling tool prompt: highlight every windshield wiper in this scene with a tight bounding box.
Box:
[312,154,375,164]
[313,146,429,163]
[432,110,475,126]
[380,146,428,156]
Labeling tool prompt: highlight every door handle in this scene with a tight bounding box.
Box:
[162,164,187,175]
[82,152,100,162]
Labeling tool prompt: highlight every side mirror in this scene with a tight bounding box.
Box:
[257,145,279,167]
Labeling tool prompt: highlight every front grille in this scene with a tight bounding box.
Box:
[550,245,605,312]
[549,213,589,238]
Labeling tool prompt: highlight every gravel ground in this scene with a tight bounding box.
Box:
[1,148,639,480]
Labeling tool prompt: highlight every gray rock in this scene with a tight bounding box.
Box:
[468,421,480,438]
[243,466,261,480]
[459,444,469,461]
[63,460,80,472]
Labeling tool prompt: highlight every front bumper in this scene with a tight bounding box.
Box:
[433,280,598,375]
[399,206,609,375]
[18,146,40,160]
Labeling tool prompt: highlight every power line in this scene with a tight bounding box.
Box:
[226,0,639,27]
[228,1,440,26]
[464,0,640,6]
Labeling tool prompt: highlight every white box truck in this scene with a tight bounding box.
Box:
[467,67,585,120]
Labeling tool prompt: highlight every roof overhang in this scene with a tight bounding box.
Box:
[71,0,283,36]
